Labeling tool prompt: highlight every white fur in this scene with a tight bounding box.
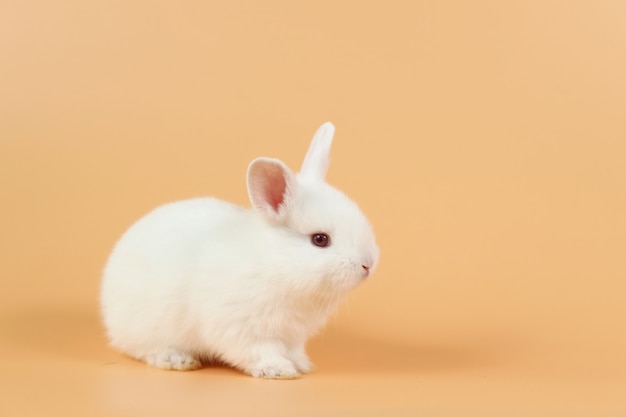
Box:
[100,122,379,378]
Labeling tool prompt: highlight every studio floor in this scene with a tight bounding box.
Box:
[1,303,625,416]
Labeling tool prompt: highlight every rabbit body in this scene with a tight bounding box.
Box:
[101,123,379,378]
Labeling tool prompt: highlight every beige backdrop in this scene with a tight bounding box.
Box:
[1,1,625,416]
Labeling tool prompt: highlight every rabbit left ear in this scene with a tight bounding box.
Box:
[247,157,296,222]
[299,122,335,181]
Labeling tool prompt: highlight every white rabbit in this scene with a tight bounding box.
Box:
[100,122,379,378]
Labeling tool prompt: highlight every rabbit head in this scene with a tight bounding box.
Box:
[246,122,379,293]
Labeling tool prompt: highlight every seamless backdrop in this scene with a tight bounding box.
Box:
[1,1,625,416]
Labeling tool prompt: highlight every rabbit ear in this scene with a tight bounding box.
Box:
[299,122,335,180]
[247,157,296,221]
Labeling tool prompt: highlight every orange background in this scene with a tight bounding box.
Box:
[1,1,625,415]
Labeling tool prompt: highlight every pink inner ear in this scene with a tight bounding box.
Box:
[261,164,287,211]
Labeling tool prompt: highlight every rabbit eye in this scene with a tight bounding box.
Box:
[311,233,330,248]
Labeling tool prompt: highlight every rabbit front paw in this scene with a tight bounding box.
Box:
[145,348,203,371]
[246,355,300,379]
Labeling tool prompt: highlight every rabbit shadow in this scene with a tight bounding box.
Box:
[307,330,514,376]
[1,307,517,377]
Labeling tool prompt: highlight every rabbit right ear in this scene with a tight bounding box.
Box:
[299,122,335,181]
[247,157,296,222]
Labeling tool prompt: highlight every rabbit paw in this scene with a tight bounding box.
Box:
[146,348,202,371]
[247,356,300,379]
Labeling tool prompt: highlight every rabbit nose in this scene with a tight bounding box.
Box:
[361,264,371,277]
[361,255,375,270]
